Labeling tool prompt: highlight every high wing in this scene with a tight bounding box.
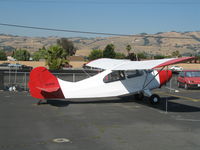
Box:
[86,57,194,70]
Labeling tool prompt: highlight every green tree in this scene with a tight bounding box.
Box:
[126,52,137,61]
[32,47,47,61]
[57,38,77,57]
[137,52,147,59]
[154,55,165,59]
[126,44,132,55]
[115,52,126,59]
[171,50,181,57]
[12,49,30,61]
[88,49,103,61]
[0,50,7,60]
[45,45,68,70]
[103,44,116,58]
[196,55,200,63]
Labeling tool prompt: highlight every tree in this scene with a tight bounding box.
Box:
[127,52,137,61]
[0,50,7,60]
[115,52,126,59]
[32,47,47,61]
[45,45,68,70]
[196,55,200,63]
[154,55,165,59]
[57,38,77,57]
[12,49,30,61]
[126,44,132,55]
[171,50,181,57]
[88,49,103,61]
[137,52,147,60]
[103,44,116,58]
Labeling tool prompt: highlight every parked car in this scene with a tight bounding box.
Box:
[170,66,183,73]
[177,70,200,89]
[8,63,22,68]
[0,63,10,67]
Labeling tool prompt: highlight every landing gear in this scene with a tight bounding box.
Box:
[134,92,144,100]
[143,90,161,105]
[149,94,161,104]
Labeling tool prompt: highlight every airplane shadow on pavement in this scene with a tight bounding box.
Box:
[39,95,200,113]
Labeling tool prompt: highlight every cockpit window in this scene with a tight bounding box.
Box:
[126,70,144,78]
[103,71,125,83]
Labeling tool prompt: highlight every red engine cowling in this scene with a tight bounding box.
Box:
[158,70,172,87]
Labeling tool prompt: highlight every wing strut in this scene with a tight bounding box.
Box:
[142,66,165,90]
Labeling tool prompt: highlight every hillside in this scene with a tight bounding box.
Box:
[1,31,200,57]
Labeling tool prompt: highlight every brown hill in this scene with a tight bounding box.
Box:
[1,31,200,56]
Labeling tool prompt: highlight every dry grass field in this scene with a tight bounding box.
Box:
[0,60,86,69]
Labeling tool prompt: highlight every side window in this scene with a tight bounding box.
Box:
[186,72,192,77]
[126,70,144,78]
[103,71,125,83]
[179,72,184,77]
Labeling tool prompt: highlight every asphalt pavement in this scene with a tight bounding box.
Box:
[0,78,200,150]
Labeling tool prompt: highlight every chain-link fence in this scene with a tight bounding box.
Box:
[0,69,99,91]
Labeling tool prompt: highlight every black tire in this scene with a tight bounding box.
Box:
[134,92,144,100]
[149,94,161,104]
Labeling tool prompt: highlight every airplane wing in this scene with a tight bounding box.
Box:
[86,57,194,70]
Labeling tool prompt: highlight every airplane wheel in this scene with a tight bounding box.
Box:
[149,94,160,104]
[134,92,144,100]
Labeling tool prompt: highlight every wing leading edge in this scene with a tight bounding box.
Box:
[86,57,194,70]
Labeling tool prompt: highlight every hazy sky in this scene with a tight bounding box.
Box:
[0,0,199,37]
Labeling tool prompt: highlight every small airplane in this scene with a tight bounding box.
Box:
[29,57,194,104]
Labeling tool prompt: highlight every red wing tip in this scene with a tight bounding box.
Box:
[153,57,195,69]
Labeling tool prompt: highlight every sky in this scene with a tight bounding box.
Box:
[0,0,200,37]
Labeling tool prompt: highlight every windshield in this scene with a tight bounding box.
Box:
[185,71,200,77]
[103,71,125,83]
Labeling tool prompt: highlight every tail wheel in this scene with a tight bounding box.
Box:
[134,92,144,100]
[149,94,161,104]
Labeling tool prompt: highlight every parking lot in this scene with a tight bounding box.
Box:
[0,74,200,150]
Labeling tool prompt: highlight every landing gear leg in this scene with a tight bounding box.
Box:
[143,89,161,104]
[134,92,144,100]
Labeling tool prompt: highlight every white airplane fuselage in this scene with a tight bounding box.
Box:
[58,69,162,99]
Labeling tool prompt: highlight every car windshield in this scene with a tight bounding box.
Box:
[185,71,200,77]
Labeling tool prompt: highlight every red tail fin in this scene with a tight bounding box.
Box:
[28,67,64,99]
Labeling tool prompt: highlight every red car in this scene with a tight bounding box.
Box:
[177,70,200,89]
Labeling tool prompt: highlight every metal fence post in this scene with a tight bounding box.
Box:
[24,72,27,91]
[73,73,75,82]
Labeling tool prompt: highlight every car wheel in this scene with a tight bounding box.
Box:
[149,94,161,105]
